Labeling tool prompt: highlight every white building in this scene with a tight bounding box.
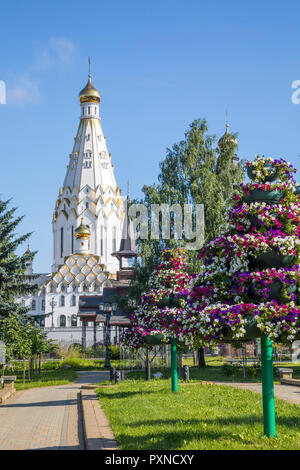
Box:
[22,71,129,348]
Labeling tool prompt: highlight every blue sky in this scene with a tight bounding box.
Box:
[1,0,300,272]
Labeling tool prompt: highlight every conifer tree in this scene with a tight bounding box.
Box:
[0,199,37,320]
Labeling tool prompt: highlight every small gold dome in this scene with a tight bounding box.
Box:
[79,74,101,103]
[75,219,91,239]
[218,124,238,151]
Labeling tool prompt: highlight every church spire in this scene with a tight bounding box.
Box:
[52,69,123,274]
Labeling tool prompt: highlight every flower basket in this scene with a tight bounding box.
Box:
[157,296,181,309]
[247,164,278,183]
[249,280,297,303]
[249,251,295,269]
[220,316,262,343]
[143,333,164,346]
[243,189,284,204]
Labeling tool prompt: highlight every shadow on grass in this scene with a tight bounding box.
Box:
[96,389,159,400]
[114,413,300,450]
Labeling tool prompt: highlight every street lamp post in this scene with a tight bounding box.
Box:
[99,301,118,368]
[49,297,57,328]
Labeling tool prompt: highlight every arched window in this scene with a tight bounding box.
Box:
[59,315,66,327]
[71,295,76,306]
[60,227,64,257]
[60,295,65,307]
[49,284,54,294]
[100,225,104,256]
[71,315,77,327]
[72,284,77,292]
[83,284,87,293]
[94,283,98,292]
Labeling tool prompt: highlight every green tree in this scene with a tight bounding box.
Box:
[0,199,38,320]
[0,314,32,382]
[129,119,244,300]
[126,119,244,366]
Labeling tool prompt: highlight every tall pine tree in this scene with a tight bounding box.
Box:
[0,199,37,320]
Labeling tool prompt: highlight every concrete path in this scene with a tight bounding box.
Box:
[0,371,110,450]
[211,381,300,405]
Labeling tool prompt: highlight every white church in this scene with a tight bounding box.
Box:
[21,70,135,348]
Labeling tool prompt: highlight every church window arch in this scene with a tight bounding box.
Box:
[71,225,74,253]
[83,284,88,293]
[71,315,77,327]
[59,315,66,327]
[71,295,76,307]
[60,295,65,307]
[100,225,104,256]
[60,227,64,257]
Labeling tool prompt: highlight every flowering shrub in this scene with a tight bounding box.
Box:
[174,156,300,347]
[121,247,191,349]
[227,201,300,235]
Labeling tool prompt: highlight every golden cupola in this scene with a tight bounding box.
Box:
[79,73,101,103]
[218,123,238,151]
[74,219,91,239]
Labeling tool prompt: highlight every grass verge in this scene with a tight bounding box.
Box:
[96,378,300,450]
[14,369,78,391]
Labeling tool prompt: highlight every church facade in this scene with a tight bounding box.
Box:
[21,71,133,348]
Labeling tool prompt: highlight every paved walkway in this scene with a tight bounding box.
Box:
[1,372,299,450]
[210,381,300,405]
[0,371,109,450]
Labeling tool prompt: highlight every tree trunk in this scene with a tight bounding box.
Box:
[39,354,41,375]
[198,347,206,367]
[145,348,151,381]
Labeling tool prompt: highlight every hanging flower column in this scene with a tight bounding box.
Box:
[174,156,300,437]
[121,247,190,391]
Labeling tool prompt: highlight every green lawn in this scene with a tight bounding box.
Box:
[96,378,300,450]
[125,357,300,384]
[14,369,78,391]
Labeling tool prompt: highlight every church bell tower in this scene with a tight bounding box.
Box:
[52,64,123,275]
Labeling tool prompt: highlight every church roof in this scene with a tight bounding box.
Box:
[79,74,101,103]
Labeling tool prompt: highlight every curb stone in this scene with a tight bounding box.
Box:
[80,388,118,450]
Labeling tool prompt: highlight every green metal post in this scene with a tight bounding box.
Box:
[170,338,178,392]
[261,335,277,437]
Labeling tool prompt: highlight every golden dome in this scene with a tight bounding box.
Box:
[75,219,91,239]
[218,124,238,151]
[79,74,101,103]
